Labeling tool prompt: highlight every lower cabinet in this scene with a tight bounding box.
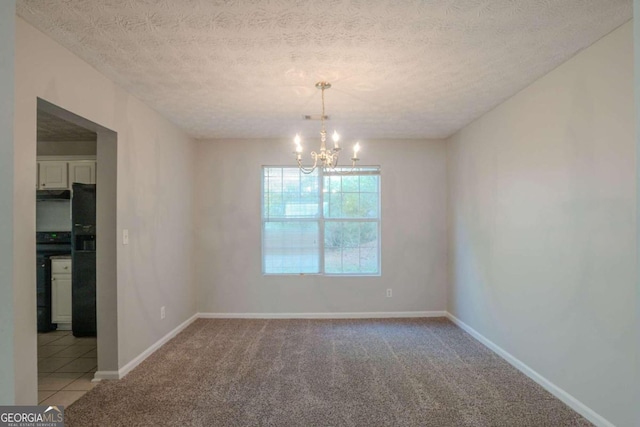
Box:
[51,258,72,324]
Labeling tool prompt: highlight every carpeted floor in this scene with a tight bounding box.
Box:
[66,318,593,426]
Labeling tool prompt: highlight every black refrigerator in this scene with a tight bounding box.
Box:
[72,183,97,337]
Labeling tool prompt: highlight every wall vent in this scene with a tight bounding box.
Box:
[303,115,329,121]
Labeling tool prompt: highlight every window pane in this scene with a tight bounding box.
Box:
[324,192,342,217]
[264,168,319,219]
[264,221,319,274]
[341,175,359,192]
[341,193,360,218]
[324,174,380,219]
[328,176,341,192]
[359,192,379,218]
[324,221,379,274]
[359,175,378,192]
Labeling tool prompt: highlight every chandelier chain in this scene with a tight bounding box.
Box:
[321,84,326,133]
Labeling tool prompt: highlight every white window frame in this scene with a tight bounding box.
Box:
[261,166,381,276]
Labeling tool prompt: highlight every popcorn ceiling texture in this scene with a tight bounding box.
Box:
[37,110,97,141]
[17,0,631,140]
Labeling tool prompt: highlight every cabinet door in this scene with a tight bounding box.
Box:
[52,275,72,323]
[39,161,68,189]
[69,161,96,185]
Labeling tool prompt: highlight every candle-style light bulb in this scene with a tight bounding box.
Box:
[332,131,340,149]
[353,142,360,157]
[294,134,302,153]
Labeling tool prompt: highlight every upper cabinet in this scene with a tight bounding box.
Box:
[69,161,96,185]
[37,159,96,190]
[38,161,68,189]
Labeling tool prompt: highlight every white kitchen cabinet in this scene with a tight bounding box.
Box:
[69,161,96,185]
[51,258,72,324]
[38,161,68,189]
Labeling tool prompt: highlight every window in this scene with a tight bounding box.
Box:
[262,166,381,275]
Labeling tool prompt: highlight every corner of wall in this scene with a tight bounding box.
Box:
[0,0,16,405]
[633,5,640,426]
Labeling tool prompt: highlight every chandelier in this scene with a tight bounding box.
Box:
[294,81,360,174]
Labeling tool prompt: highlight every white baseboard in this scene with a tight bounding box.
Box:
[109,311,444,381]
[115,313,199,380]
[445,312,614,427]
[56,323,71,331]
[198,311,447,319]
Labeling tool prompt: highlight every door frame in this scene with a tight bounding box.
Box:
[37,98,119,377]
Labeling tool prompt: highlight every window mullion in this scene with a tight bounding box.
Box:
[318,168,325,275]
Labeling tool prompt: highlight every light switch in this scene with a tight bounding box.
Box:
[123,229,129,245]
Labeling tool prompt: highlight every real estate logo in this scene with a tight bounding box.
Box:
[0,406,64,427]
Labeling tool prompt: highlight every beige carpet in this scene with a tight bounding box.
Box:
[66,318,593,426]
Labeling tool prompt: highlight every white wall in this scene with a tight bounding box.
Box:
[13,17,197,402]
[0,0,16,405]
[195,139,448,315]
[447,21,635,427]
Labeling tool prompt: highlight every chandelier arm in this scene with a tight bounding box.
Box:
[334,157,361,175]
[347,158,358,173]
[322,152,363,174]
[297,152,319,174]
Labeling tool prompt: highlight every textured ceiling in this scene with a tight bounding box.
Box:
[37,109,97,141]
[17,0,632,140]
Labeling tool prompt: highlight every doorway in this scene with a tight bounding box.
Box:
[35,98,118,405]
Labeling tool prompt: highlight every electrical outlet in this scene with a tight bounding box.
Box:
[161,306,165,319]
[386,289,392,298]
[123,229,129,245]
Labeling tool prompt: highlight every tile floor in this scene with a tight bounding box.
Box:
[38,330,97,407]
